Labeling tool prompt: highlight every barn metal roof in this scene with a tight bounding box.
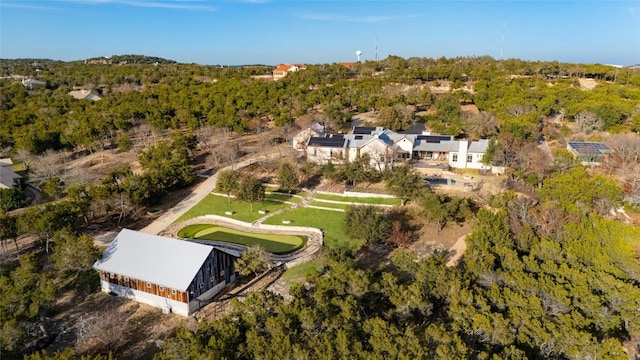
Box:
[93,229,214,291]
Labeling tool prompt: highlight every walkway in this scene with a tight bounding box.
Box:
[140,148,295,235]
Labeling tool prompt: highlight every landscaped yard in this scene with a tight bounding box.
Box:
[175,194,290,223]
[264,208,362,250]
[265,192,303,203]
[177,224,306,254]
[314,193,401,205]
[309,201,350,210]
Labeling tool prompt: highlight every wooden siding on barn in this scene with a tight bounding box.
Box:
[99,271,188,303]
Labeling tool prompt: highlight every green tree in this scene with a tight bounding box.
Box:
[418,191,471,232]
[345,205,390,244]
[41,177,64,200]
[215,169,238,203]
[384,164,423,205]
[236,176,264,212]
[50,229,101,274]
[17,202,79,253]
[0,213,18,252]
[277,161,298,194]
[235,245,272,277]
[0,188,26,211]
[344,154,375,187]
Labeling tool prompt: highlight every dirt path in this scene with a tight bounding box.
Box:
[446,234,467,267]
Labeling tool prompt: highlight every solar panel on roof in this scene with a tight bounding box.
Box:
[353,127,377,135]
[308,137,345,147]
[416,135,452,143]
[568,142,611,154]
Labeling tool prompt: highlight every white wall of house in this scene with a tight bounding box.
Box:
[395,138,414,153]
[100,281,190,316]
[306,147,345,165]
[360,139,394,171]
[465,152,487,170]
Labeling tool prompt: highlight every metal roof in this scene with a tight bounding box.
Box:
[93,229,215,291]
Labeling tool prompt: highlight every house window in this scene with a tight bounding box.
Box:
[199,283,204,289]
[109,273,115,279]
[467,155,473,163]
[172,289,177,294]
[124,277,129,282]
[210,276,216,283]
[452,153,458,162]
[220,270,225,277]
[159,286,164,292]
[146,282,152,288]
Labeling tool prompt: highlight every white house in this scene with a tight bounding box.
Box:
[0,159,22,189]
[93,229,237,316]
[304,127,489,171]
[272,64,306,80]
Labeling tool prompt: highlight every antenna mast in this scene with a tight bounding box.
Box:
[375,37,379,61]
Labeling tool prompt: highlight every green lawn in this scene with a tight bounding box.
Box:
[313,193,401,205]
[177,224,306,254]
[309,201,350,210]
[281,260,322,284]
[175,194,290,223]
[264,208,362,250]
[265,192,300,202]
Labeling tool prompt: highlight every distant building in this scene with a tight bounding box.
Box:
[272,64,306,80]
[0,159,22,189]
[68,89,102,101]
[304,127,490,172]
[567,141,612,165]
[21,78,46,90]
[292,123,326,150]
[93,229,237,316]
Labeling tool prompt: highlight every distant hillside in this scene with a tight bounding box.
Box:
[85,54,177,65]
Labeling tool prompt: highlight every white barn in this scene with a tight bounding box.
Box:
[93,229,237,316]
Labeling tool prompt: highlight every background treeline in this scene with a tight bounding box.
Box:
[2,56,640,155]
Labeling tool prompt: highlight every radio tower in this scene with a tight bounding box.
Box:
[375,37,379,61]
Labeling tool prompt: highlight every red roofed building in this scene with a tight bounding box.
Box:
[273,63,306,80]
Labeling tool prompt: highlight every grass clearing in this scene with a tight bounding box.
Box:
[265,192,299,202]
[264,208,362,250]
[177,224,306,254]
[314,193,400,205]
[175,194,290,223]
[309,201,350,210]
[282,259,323,284]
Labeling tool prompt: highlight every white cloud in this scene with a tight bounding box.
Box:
[295,12,423,23]
[0,2,63,10]
[62,0,216,11]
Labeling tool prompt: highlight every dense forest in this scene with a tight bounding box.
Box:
[1,55,640,359]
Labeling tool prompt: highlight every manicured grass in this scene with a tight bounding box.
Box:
[309,201,350,210]
[314,193,401,205]
[175,194,290,223]
[177,224,306,254]
[265,192,299,202]
[264,208,362,250]
[281,260,322,284]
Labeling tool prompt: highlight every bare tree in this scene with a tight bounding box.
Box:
[462,111,498,139]
[575,111,604,134]
[76,305,132,353]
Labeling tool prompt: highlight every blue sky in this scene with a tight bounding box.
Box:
[1,1,639,66]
